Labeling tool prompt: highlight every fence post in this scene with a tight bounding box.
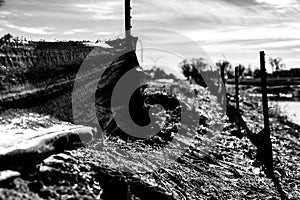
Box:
[235,67,240,130]
[235,66,239,110]
[259,51,274,176]
[125,0,132,39]
[220,65,225,87]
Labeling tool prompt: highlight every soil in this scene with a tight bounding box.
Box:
[0,80,299,200]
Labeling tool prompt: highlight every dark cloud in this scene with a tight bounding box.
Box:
[0,0,4,7]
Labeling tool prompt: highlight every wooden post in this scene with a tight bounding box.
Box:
[220,65,225,87]
[235,67,240,113]
[235,66,240,131]
[259,51,274,176]
[125,0,132,39]
[238,64,242,80]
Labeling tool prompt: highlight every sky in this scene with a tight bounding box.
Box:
[0,0,300,72]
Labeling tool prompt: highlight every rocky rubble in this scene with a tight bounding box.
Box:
[0,111,94,173]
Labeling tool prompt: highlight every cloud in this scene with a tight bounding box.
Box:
[293,48,300,52]
[96,31,112,36]
[63,28,89,35]
[256,0,297,8]
[72,1,122,20]
[23,12,36,17]
[2,21,54,35]
[14,26,54,35]
[133,0,300,68]
[0,0,4,7]
[284,58,300,62]
[0,10,37,19]
[0,10,13,19]
[252,40,300,49]
[186,23,300,45]
[134,0,300,32]
[0,0,299,68]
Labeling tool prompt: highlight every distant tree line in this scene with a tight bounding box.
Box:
[179,57,263,87]
[180,56,289,84]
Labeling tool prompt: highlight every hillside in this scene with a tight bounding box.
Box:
[0,36,120,109]
[1,80,299,199]
[0,36,299,200]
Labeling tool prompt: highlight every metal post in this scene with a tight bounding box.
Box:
[125,0,132,39]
